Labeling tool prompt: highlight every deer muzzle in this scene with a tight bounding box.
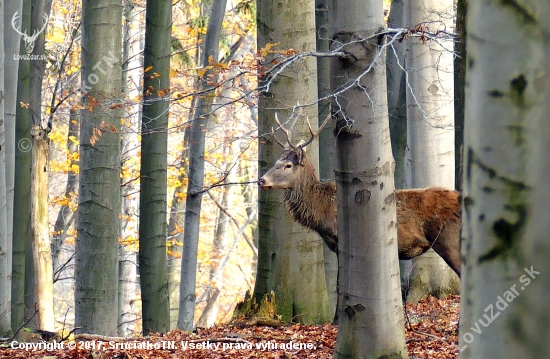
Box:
[258,177,271,189]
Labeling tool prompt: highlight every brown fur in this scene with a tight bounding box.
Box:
[259,148,461,277]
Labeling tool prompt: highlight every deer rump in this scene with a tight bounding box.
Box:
[284,179,461,277]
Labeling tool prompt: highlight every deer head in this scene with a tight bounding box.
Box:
[258,108,331,189]
[12,11,49,54]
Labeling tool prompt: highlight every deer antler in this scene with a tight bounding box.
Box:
[272,106,303,151]
[301,111,332,148]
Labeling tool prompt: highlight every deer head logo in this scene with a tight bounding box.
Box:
[11,11,49,54]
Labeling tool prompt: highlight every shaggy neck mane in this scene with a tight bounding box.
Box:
[283,161,334,229]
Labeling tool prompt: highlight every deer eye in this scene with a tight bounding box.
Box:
[284,164,292,169]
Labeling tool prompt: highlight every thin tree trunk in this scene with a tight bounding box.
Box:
[315,0,337,315]
[139,0,171,335]
[239,165,258,278]
[52,109,78,271]
[458,0,544,357]
[11,0,31,332]
[4,4,23,313]
[178,0,227,331]
[329,1,408,357]
[167,141,188,329]
[454,0,467,192]
[404,0,459,304]
[118,0,141,336]
[387,0,407,190]
[0,0,9,335]
[386,0,412,290]
[75,0,122,336]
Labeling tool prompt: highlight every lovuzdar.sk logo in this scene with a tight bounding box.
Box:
[11,11,49,60]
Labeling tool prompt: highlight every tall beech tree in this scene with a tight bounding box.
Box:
[11,0,32,332]
[75,0,123,336]
[315,0,338,313]
[139,0,172,335]
[2,0,23,333]
[329,0,407,357]
[0,0,9,335]
[254,0,331,325]
[178,0,227,331]
[459,0,547,357]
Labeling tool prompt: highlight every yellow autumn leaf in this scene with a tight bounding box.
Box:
[197,68,207,78]
[169,68,179,77]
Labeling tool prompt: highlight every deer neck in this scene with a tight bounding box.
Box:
[283,162,327,228]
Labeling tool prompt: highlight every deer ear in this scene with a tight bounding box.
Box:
[297,146,306,164]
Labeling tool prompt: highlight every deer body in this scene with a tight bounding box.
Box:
[259,147,461,277]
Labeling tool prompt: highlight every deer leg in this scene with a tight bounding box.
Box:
[430,223,461,277]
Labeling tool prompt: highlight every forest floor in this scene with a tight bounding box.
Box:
[0,295,459,359]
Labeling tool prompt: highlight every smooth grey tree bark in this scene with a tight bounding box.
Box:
[3,1,22,299]
[178,0,227,331]
[0,0,9,336]
[315,0,338,314]
[11,0,31,332]
[459,1,545,357]
[139,0,171,335]
[386,0,412,289]
[403,0,459,303]
[167,133,188,329]
[517,11,550,353]
[254,0,331,325]
[118,0,141,337]
[75,0,122,336]
[454,0,467,192]
[329,1,407,357]
[387,0,407,190]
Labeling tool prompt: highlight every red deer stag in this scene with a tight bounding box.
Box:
[258,110,461,277]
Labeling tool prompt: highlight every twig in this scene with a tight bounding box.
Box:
[207,190,257,256]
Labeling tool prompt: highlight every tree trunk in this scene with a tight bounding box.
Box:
[254,0,331,325]
[454,0,467,192]
[387,0,407,190]
[118,0,141,336]
[4,4,22,312]
[458,0,544,357]
[315,0,337,315]
[386,0,412,291]
[52,109,78,271]
[167,139,188,329]
[329,1,407,357]
[75,0,122,336]
[28,0,54,331]
[139,0,171,335]
[11,0,31,332]
[403,0,459,304]
[0,0,9,335]
[518,16,550,354]
[178,0,227,331]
